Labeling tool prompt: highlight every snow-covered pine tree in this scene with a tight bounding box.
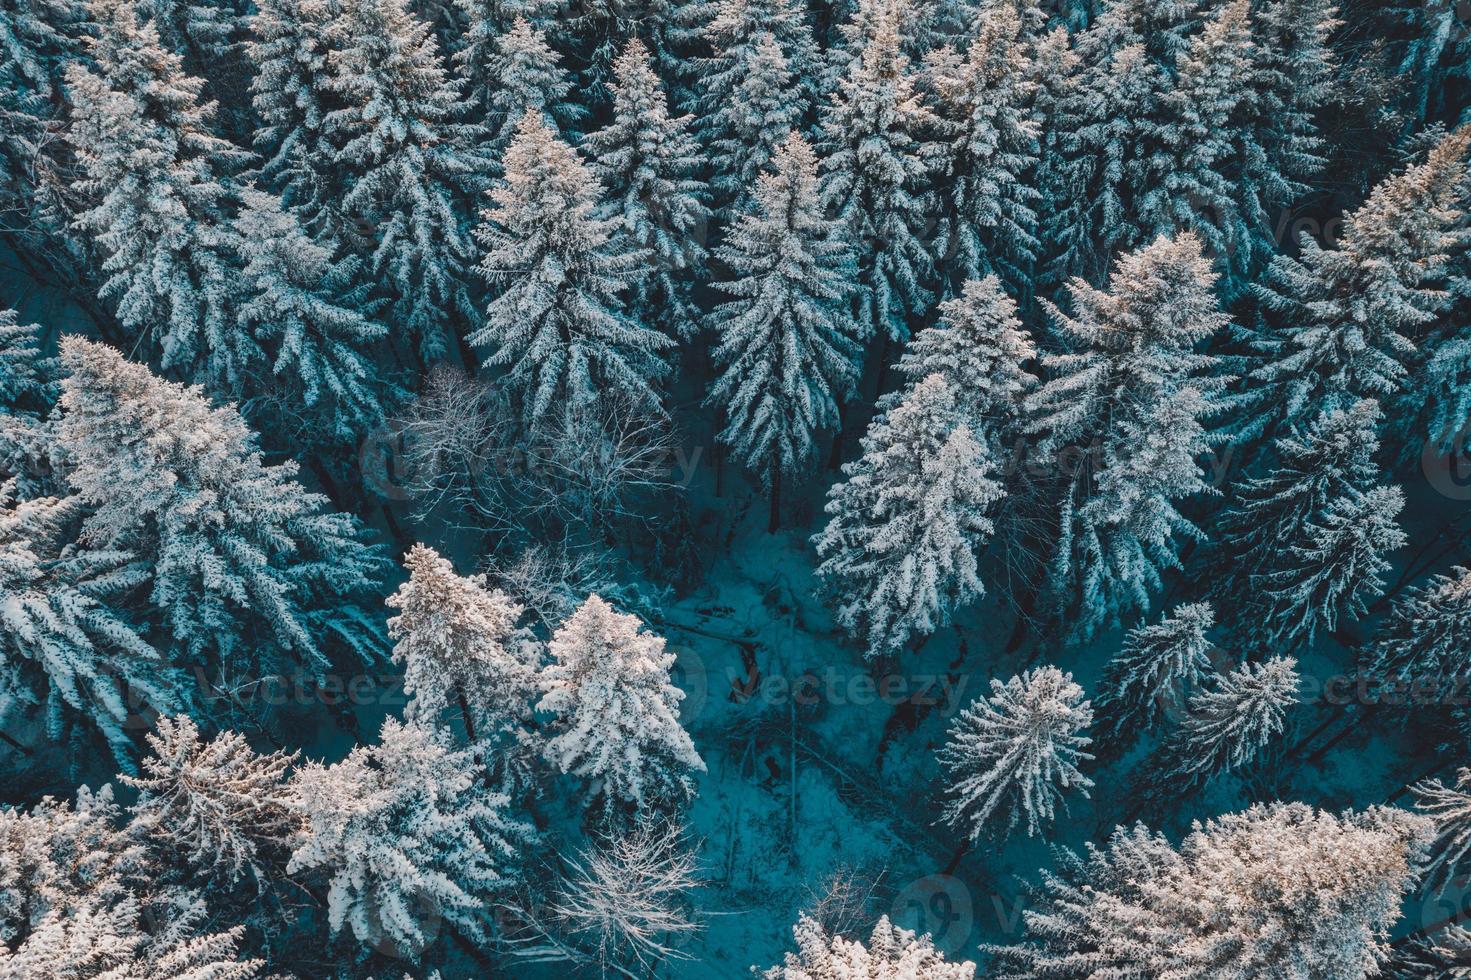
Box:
[0,0,84,267]
[1146,655,1299,796]
[387,544,540,747]
[0,895,261,979]
[813,374,1003,659]
[1024,232,1230,640]
[232,187,388,444]
[0,309,59,496]
[1248,127,1471,439]
[705,131,859,529]
[0,784,146,943]
[122,715,299,884]
[586,39,710,339]
[246,0,342,233]
[881,276,1037,459]
[471,112,673,423]
[1137,0,1255,289]
[1211,399,1383,613]
[287,717,533,957]
[1092,601,1216,759]
[536,595,705,819]
[56,338,387,683]
[472,17,585,158]
[1414,768,1471,896]
[819,0,942,342]
[762,914,976,979]
[1261,485,1406,651]
[135,0,240,72]
[1367,566,1471,704]
[697,30,807,214]
[449,0,562,102]
[989,802,1432,978]
[1027,24,1083,299]
[696,0,819,129]
[322,0,478,362]
[66,0,251,389]
[938,666,1093,840]
[1233,0,1340,273]
[923,2,1040,292]
[0,490,178,772]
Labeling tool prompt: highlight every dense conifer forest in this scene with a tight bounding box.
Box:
[4,0,1471,975]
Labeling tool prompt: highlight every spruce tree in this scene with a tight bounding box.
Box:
[697,30,807,214]
[232,187,388,444]
[705,132,859,529]
[990,802,1432,978]
[819,0,942,342]
[322,0,478,362]
[67,0,250,389]
[0,491,178,772]
[471,112,673,422]
[923,2,1040,291]
[123,715,300,884]
[1024,232,1230,640]
[1092,601,1216,759]
[1367,565,1471,703]
[386,544,540,746]
[473,17,584,157]
[813,375,1003,659]
[586,39,710,338]
[1212,399,1383,612]
[537,595,705,819]
[1144,655,1300,797]
[246,0,341,232]
[882,276,1037,458]
[938,666,1093,841]
[287,718,533,957]
[55,339,387,682]
[1248,127,1471,439]
[1261,485,1406,651]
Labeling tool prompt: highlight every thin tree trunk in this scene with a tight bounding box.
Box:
[943,838,971,875]
[768,461,782,534]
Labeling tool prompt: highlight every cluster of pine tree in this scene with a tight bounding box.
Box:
[5,0,1471,974]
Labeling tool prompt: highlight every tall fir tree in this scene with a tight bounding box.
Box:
[472,17,584,157]
[231,187,389,446]
[705,132,859,529]
[586,39,710,339]
[819,0,942,342]
[246,0,342,233]
[471,112,673,423]
[0,490,179,772]
[536,595,705,819]
[1024,233,1231,640]
[1092,601,1216,760]
[813,374,1004,659]
[697,30,807,214]
[923,2,1041,292]
[67,0,250,389]
[882,275,1037,464]
[386,544,541,751]
[1366,565,1471,703]
[1141,655,1300,799]
[1210,399,1383,615]
[938,666,1094,841]
[1247,127,1471,440]
[123,715,300,884]
[55,339,387,684]
[1261,485,1407,651]
[989,802,1432,978]
[288,718,533,957]
[322,0,479,362]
